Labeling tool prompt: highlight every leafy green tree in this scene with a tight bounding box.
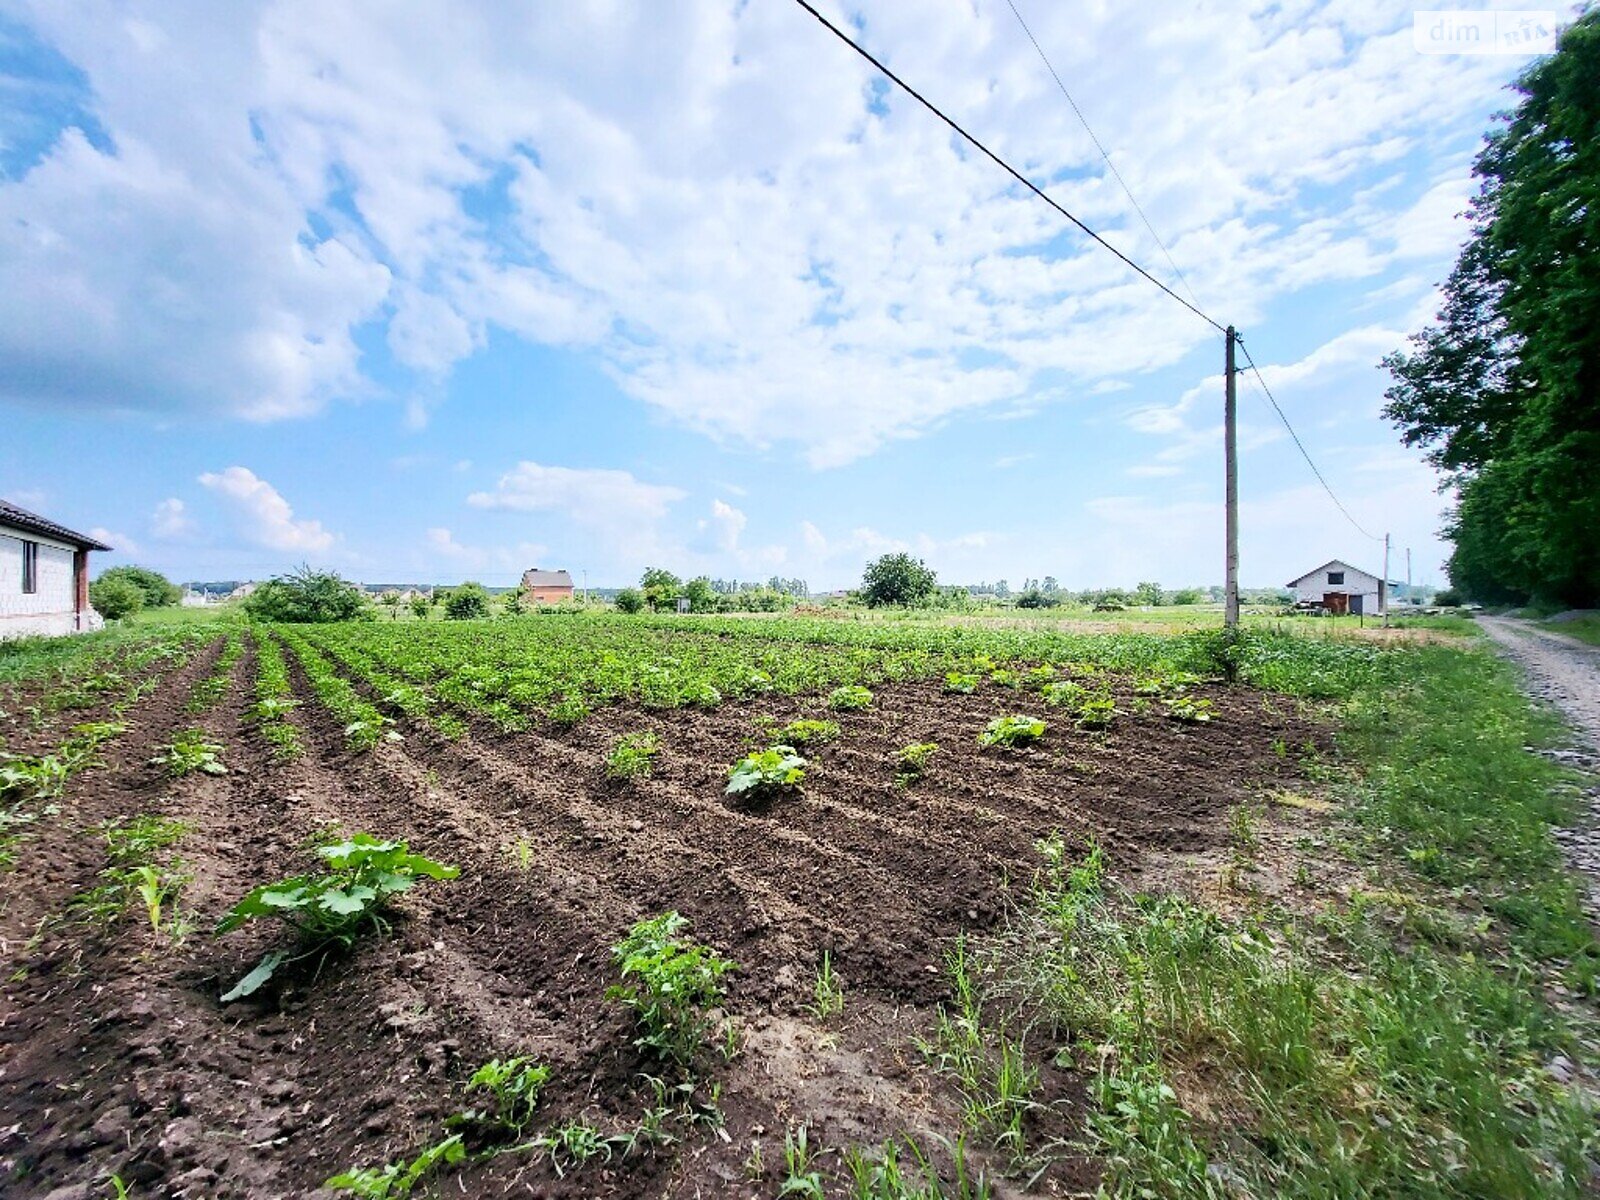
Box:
[1134,581,1163,606]
[97,565,179,609]
[861,553,937,608]
[1015,587,1059,609]
[409,594,431,620]
[615,587,645,614]
[89,575,144,621]
[1171,587,1204,606]
[1384,13,1600,604]
[379,590,403,620]
[502,588,525,616]
[682,576,719,613]
[640,568,682,612]
[244,567,371,623]
[444,581,491,620]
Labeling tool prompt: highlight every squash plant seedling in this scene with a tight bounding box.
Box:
[606,731,660,780]
[726,746,807,798]
[149,729,227,777]
[777,719,839,747]
[827,685,873,711]
[216,833,458,1002]
[978,715,1047,750]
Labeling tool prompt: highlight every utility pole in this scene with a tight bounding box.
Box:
[1224,326,1240,629]
[1382,532,1392,627]
[1406,548,1412,607]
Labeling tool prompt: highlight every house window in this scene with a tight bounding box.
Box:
[1327,571,1345,585]
[21,541,39,594]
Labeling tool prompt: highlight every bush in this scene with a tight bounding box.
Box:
[89,575,145,621]
[1434,589,1463,607]
[96,565,180,609]
[444,581,491,620]
[1015,587,1060,609]
[245,567,371,623]
[615,588,645,614]
[861,553,937,607]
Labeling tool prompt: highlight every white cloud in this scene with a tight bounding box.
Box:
[0,1,1517,464]
[705,499,747,554]
[468,462,684,524]
[994,453,1035,469]
[425,526,547,574]
[197,466,335,552]
[89,526,140,556]
[150,497,193,539]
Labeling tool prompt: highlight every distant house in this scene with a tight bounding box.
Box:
[0,499,112,639]
[1286,559,1386,616]
[521,568,575,605]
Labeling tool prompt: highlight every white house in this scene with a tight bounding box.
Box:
[1286,559,1386,616]
[0,499,112,639]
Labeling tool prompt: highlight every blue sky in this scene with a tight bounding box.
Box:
[0,1,1557,590]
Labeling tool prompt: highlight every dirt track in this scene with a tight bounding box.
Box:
[0,638,1325,1198]
[1478,616,1600,922]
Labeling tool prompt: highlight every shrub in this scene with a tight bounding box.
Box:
[727,745,807,797]
[245,566,371,623]
[444,581,491,620]
[608,911,736,1067]
[216,833,458,1001]
[89,576,144,621]
[96,565,180,608]
[615,587,645,614]
[408,594,431,620]
[978,715,1047,749]
[828,685,873,711]
[1015,588,1060,609]
[861,553,938,607]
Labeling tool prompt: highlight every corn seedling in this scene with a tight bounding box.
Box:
[828,684,873,711]
[726,745,807,798]
[843,1133,992,1200]
[326,1133,464,1199]
[216,833,458,1002]
[606,731,660,780]
[608,911,736,1068]
[811,949,845,1018]
[779,719,841,746]
[779,1125,826,1199]
[149,729,227,777]
[977,715,1046,750]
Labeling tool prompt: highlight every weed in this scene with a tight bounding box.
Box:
[507,838,535,871]
[608,911,736,1068]
[746,1138,765,1180]
[829,685,873,711]
[606,731,660,780]
[844,1133,992,1199]
[779,719,841,746]
[216,833,458,1001]
[977,715,1046,750]
[536,1121,622,1177]
[326,1133,464,1199]
[149,729,227,777]
[779,1125,826,1199]
[811,949,845,1019]
[726,745,807,798]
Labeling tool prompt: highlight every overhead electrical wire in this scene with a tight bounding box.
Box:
[788,0,1227,336]
[790,0,1379,543]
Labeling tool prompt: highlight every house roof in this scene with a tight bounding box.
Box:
[523,568,574,588]
[1285,559,1379,588]
[0,499,112,551]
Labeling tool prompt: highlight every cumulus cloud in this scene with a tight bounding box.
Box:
[150,497,194,539]
[425,526,547,573]
[468,462,685,524]
[88,526,140,556]
[197,466,335,552]
[0,1,1510,463]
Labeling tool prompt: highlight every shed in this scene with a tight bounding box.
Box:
[520,568,575,605]
[0,499,113,638]
[1286,559,1386,616]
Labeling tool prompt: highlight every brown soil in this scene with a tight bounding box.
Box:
[0,644,1326,1199]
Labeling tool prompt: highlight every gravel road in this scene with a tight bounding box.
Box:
[1477,615,1600,920]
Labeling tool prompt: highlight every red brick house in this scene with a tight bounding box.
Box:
[0,499,112,638]
[520,568,575,605]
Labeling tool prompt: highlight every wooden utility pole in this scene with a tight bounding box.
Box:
[1382,532,1392,627]
[1406,548,1412,606]
[1224,327,1240,629]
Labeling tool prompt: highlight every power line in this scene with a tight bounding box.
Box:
[1236,338,1383,542]
[1001,0,1202,313]
[788,0,1227,336]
